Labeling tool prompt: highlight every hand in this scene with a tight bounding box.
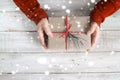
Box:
[87,21,100,51]
[37,18,53,48]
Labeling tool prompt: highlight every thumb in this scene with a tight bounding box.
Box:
[43,24,53,38]
[87,23,96,35]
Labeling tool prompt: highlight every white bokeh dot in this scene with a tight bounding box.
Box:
[44,71,50,75]
[44,4,51,10]
[87,3,90,6]
[16,7,20,11]
[37,57,48,64]
[88,61,95,67]
[62,5,66,9]
[66,9,71,14]
[91,0,95,3]
[62,16,65,19]
[69,0,72,4]
[104,0,107,2]
[2,9,6,13]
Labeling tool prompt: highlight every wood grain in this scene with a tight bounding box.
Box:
[0,31,119,52]
[0,12,120,32]
[0,52,120,73]
[0,73,120,80]
[0,0,120,79]
[0,0,97,11]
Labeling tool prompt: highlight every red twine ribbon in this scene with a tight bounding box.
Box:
[52,16,82,50]
[60,16,72,50]
[60,16,72,38]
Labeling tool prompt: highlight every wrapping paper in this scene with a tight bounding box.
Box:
[47,16,91,51]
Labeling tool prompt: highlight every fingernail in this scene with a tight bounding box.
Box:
[43,45,47,49]
[87,32,90,35]
[87,49,90,52]
[50,33,53,37]
[41,43,45,47]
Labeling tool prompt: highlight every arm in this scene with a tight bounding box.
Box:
[87,0,120,51]
[90,0,120,26]
[13,0,48,24]
[13,0,53,48]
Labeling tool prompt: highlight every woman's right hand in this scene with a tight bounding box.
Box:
[87,21,100,51]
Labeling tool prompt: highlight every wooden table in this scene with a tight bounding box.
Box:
[0,0,120,80]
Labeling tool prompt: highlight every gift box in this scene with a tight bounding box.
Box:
[47,16,91,51]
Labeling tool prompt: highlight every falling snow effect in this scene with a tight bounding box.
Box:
[0,72,2,75]
[87,3,90,6]
[104,0,107,2]
[0,0,118,80]
[91,0,95,3]
[68,0,72,4]
[88,61,95,67]
[76,21,81,28]
[44,4,51,10]
[15,7,20,11]
[37,57,48,64]
[2,9,6,13]
[11,71,17,75]
[62,5,66,9]
[44,71,50,75]
[110,51,115,55]
[65,9,71,14]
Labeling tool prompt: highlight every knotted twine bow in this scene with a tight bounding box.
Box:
[53,16,86,50]
[60,16,72,50]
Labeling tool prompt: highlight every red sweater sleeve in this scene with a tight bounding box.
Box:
[13,0,48,25]
[90,0,120,26]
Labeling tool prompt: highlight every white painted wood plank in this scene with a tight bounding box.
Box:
[0,32,44,52]
[0,73,120,80]
[0,52,120,73]
[0,0,97,11]
[0,31,119,52]
[95,31,120,51]
[0,12,120,31]
[0,12,37,31]
[0,0,120,16]
[101,16,120,30]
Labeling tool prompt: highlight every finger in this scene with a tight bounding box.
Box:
[37,28,47,48]
[87,23,96,35]
[87,27,99,52]
[91,29,99,48]
[43,24,53,38]
[87,33,97,52]
[87,49,91,52]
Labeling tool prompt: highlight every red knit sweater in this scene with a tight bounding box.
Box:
[13,0,120,26]
[90,0,120,26]
[13,0,48,24]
